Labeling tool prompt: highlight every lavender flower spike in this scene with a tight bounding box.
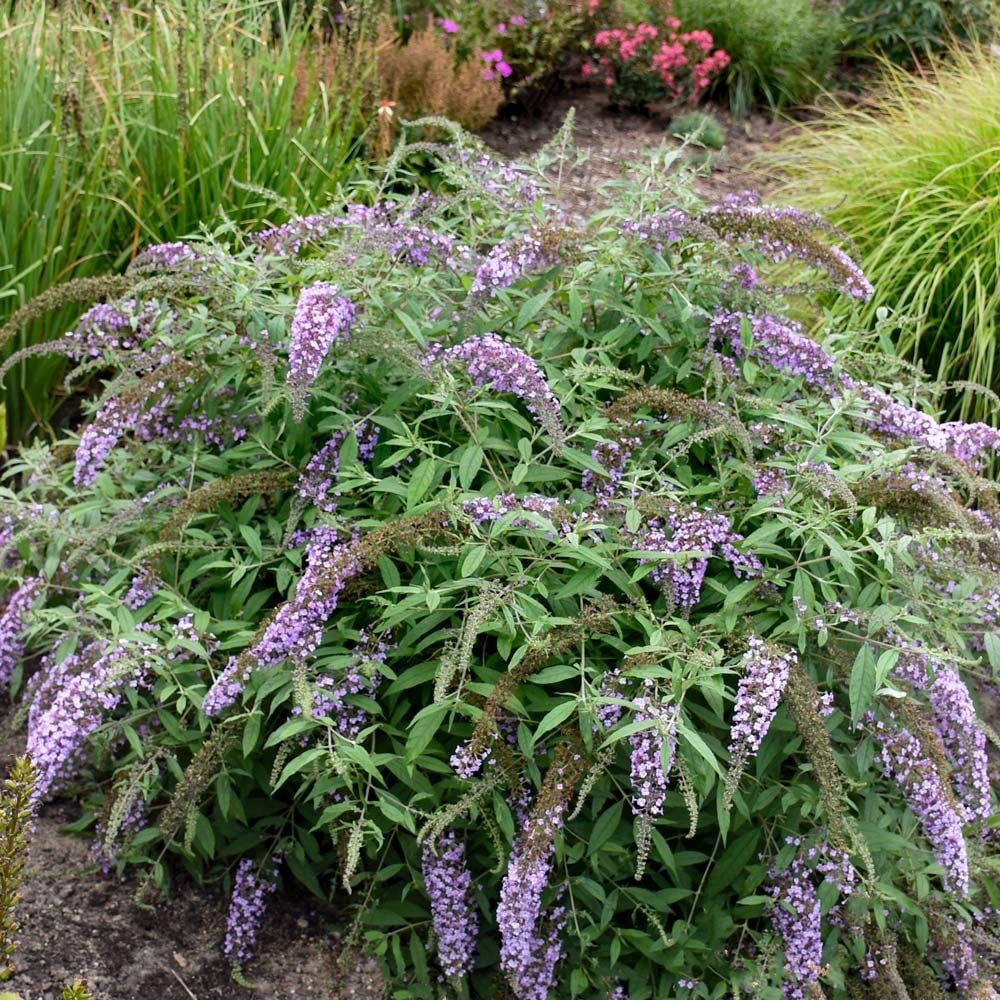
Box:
[287,282,356,421]
[470,232,562,299]
[27,640,151,803]
[628,681,679,877]
[202,526,363,716]
[725,637,796,805]
[224,857,279,969]
[928,668,992,824]
[766,854,824,1000]
[427,332,563,447]
[422,831,478,979]
[872,715,969,895]
[0,576,44,687]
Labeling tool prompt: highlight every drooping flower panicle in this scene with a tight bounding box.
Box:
[0,576,44,687]
[223,857,279,968]
[287,282,356,420]
[427,332,563,446]
[871,715,969,895]
[421,831,479,979]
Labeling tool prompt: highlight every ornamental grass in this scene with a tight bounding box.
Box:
[0,0,376,441]
[773,42,1000,423]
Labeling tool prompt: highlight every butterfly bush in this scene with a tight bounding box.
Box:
[2,133,999,996]
[426,331,564,446]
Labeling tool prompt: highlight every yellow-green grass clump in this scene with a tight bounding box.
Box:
[773,43,1000,422]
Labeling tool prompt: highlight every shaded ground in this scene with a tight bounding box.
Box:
[3,85,799,1000]
[9,801,358,1000]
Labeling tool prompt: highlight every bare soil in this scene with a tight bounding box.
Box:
[479,82,798,217]
[3,87,798,1000]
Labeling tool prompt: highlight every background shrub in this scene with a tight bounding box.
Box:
[376,19,505,129]
[0,0,376,443]
[774,42,1000,422]
[838,0,997,64]
[673,0,841,115]
[2,127,999,997]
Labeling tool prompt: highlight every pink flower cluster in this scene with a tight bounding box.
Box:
[482,47,513,80]
[590,14,729,104]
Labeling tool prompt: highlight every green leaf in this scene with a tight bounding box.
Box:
[275,746,328,790]
[516,290,553,330]
[460,544,488,579]
[568,288,583,328]
[458,445,484,489]
[677,719,724,778]
[238,524,263,559]
[405,704,446,762]
[406,458,437,507]
[588,801,624,854]
[849,645,877,722]
[533,699,578,745]
[704,828,760,900]
[242,712,263,757]
[985,631,1000,672]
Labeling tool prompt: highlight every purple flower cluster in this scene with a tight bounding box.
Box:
[938,922,981,993]
[252,204,381,256]
[450,738,494,780]
[74,395,143,486]
[65,300,160,360]
[630,503,762,612]
[622,208,693,254]
[203,526,363,716]
[462,493,584,538]
[456,150,546,212]
[871,715,969,895]
[470,234,561,298]
[582,435,642,503]
[706,198,873,300]
[928,668,992,823]
[766,853,824,1000]
[855,387,1000,467]
[296,421,379,514]
[128,241,211,276]
[857,386,945,450]
[223,857,279,967]
[0,576,43,686]
[709,310,845,391]
[727,262,759,291]
[752,466,790,499]
[287,282,356,420]
[74,360,196,486]
[628,682,678,822]
[27,640,151,803]
[91,794,148,875]
[728,637,796,761]
[421,831,478,979]
[252,199,469,269]
[940,419,1000,467]
[594,668,628,731]
[124,567,161,610]
[298,630,391,739]
[428,333,563,445]
[497,804,568,999]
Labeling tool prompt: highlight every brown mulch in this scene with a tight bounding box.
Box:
[479,82,800,217]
